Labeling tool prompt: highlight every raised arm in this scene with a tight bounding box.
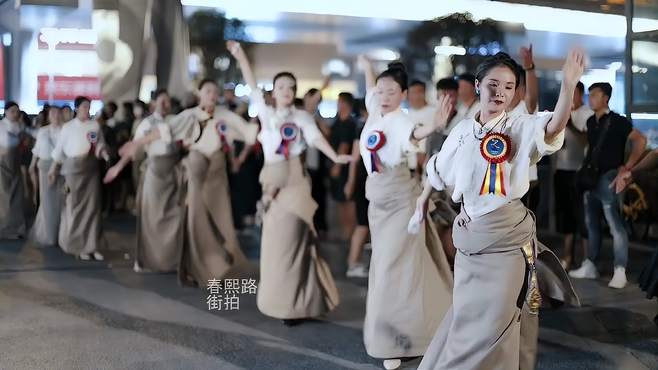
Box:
[520,45,539,113]
[545,48,586,141]
[358,55,376,91]
[227,41,257,93]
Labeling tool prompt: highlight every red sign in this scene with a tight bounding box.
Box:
[0,44,4,101]
[37,75,102,101]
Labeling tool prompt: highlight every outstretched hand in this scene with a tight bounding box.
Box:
[520,44,534,69]
[562,48,586,88]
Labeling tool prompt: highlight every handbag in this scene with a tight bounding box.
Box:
[576,114,611,192]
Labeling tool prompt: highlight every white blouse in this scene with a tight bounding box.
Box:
[426,111,564,219]
[359,89,419,176]
[0,118,23,149]
[167,106,258,158]
[51,118,106,162]
[133,113,177,157]
[32,125,62,159]
[250,89,323,163]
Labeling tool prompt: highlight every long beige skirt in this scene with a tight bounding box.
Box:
[0,147,26,238]
[30,159,64,246]
[136,154,184,272]
[58,155,105,255]
[257,157,340,319]
[364,166,453,359]
[178,150,247,287]
[420,201,538,370]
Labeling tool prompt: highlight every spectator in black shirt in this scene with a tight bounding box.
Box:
[570,82,646,289]
[329,92,357,240]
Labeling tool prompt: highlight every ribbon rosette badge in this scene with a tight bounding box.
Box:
[366,130,386,173]
[276,123,299,159]
[86,130,98,155]
[86,131,98,144]
[479,132,511,196]
[216,120,230,153]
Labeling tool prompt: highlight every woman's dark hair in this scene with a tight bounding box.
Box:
[74,96,91,109]
[4,101,18,111]
[273,71,297,93]
[198,78,218,90]
[376,62,408,92]
[475,52,521,89]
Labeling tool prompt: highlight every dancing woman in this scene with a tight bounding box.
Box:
[0,102,28,239]
[414,49,585,370]
[355,57,454,370]
[228,41,350,325]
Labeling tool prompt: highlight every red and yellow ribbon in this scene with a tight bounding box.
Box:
[479,132,511,196]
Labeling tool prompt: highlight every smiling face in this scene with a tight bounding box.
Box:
[273,76,296,108]
[476,66,517,118]
[376,77,406,115]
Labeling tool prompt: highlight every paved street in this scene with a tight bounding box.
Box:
[1,213,657,370]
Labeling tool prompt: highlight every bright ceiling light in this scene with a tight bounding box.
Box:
[367,48,399,61]
[180,0,658,38]
[434,45,466,56]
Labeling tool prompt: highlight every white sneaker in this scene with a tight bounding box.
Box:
[93,252,104,261]
[79,253,91,261]
[133,261,143,273]
[346,264,369,278]
[608,267,627,289]
[383,359,401,370]
[569,259,599,279]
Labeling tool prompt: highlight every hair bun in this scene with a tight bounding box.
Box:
[387,61,406,72]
